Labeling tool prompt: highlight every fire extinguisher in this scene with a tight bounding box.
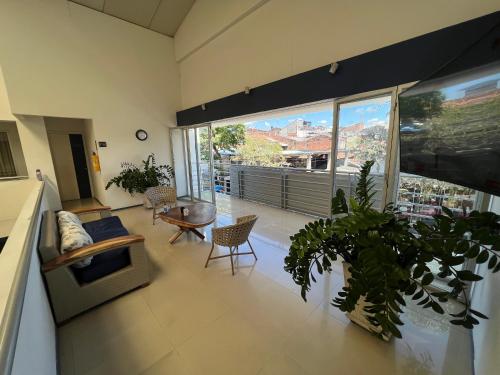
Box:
[91,152,101,172]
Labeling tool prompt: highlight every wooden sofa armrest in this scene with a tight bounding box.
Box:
[69,206,112,215]
[42,235,144,272]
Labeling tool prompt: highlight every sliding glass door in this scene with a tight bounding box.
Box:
[183,124,215,203]
[170,128,190,198]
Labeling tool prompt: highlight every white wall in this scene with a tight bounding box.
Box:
[176,0,500,109]
[83,118,101,203]
[0,179,37,222]
[175,0,269,62]
[45,117,96,202]
[15,116,62,210]
[0,180,41,319]
[471,196,500,375]
[0,178,36,237]
[0,67,30,178]
[0,0,180,209]
[11,239,56,375]
[0,182,56,375]
[0,67,15,122]
[10,191,56,375]
[45,116,88,135]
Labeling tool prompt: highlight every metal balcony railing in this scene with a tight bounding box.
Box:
[225,163,385,217]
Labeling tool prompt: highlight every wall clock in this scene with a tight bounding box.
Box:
[135,129,148,141]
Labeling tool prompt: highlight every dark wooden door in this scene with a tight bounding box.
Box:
[69,134,92,199]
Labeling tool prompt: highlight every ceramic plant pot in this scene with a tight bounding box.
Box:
[342,262,392,341]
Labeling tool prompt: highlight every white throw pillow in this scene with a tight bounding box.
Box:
[58,212,93,268]
[57,211,82,226]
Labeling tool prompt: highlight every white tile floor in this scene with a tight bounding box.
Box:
[59,195,473,375]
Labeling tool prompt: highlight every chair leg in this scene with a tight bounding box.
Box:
[229,246,235,276]
[205,242,215,268]
[248,240,257,260]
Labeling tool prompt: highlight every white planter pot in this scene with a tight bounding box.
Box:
[342,262,391,341]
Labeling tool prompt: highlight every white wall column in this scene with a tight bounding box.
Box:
[15,115,61,210]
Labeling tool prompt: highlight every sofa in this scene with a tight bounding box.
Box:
[39,206,150,324]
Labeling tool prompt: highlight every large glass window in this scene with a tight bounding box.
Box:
[170,125,215,203]
[209,102,335,217]
[170,128,189,198]
[397,174,477,225]
[211,102,334,172]
[0,122,27,178]
[185,125,214,203]
[394,83,479,294]
[333,94,393,210]
[396,173,477,293]
[196,126,213,202]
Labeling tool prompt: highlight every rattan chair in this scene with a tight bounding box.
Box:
[205,215,258,275]
[145,186,177,225]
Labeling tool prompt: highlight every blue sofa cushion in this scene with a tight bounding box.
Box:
[72,216,131,284]
[83,216,128,243]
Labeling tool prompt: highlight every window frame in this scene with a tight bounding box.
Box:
[331,86,400,210]
[0,131,17,178]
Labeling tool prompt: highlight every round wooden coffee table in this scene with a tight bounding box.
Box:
[158,203,217,244]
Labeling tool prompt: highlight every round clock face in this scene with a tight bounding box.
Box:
[136,129,148,141]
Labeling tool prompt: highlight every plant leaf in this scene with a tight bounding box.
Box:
[476,250,489,264]
[421,273,434,286]
[469,309,488,320]
[456,270,483,281]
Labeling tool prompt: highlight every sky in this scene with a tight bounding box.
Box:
[247,98,391,130]
[338,101,391,128]
[247,111,333,130]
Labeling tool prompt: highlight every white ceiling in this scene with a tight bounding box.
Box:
[70,0,195,37]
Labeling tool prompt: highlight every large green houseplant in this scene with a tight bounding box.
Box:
[285,160,500,340]
[105,153,174,195]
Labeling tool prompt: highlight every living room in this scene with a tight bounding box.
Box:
[1,1,500,374]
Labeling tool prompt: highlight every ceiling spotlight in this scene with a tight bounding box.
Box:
[329,62,339,75]
[244,86,251,95]
[201,104,206,111]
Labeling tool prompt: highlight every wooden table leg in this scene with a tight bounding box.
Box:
[169,229,185,244]
[169,227,205,244]
[190,228,205,240]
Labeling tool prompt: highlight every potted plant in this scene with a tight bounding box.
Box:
[105,154,174,207]
[284,160,500,340]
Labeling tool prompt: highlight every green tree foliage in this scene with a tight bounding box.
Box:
[284,160,500,340]
[343,126,388,173]
[209,124,246,159]
[235,137,285,167]
[199,124,246,160]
